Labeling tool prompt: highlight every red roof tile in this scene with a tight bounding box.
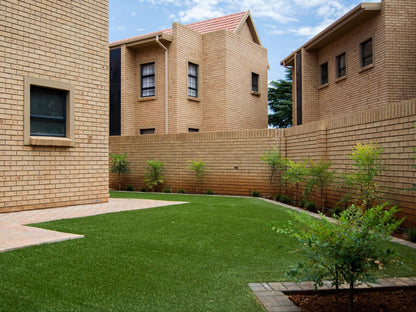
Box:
[110,11,247,46]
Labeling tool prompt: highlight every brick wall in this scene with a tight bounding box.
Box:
[0,0,109,212]
[110,99,416,225]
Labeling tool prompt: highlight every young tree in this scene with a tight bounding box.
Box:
[268,69,292,128]
[187,160,209,193]
[274,203,403,312]
[144,160,165,192]
[345,142,385,208]
[304,159,335,210]
[283,160,307,204]
[109,153,129,191]
[260,148,286,197]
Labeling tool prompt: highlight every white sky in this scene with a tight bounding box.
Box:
[109,0,380,81]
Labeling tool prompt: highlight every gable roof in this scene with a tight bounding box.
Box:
[110,11,261,48]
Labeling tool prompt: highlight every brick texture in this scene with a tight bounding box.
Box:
[110,99,416,225]
[0,0,109,212]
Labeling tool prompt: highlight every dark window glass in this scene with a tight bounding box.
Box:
[30,86,66,137]
[252,73,259,92]
[320,62,328,85]
[141,63,155,97]
[336,53,346,78]
[140,128,155,135]
[188,63,198,98]
[361,38,373,67]
[188,128,199,132]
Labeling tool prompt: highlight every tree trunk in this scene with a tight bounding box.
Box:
[348,281,354,312]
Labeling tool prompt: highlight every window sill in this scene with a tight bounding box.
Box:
[359,63,374,73]
[318,83,329,90]
[335,76,347,83]
[29,136,74,147]
[251,91,261,97]
[188,96,200,102]
[138,96,156,102]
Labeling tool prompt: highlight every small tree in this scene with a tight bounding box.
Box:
[274,203,403,312]
[344,142,385,208]
[144,160,165,192]
[260,148,287,197]
[187,160,208,193]
[304,159,335,211]
[109,153,129,191]
[283,160,307,204]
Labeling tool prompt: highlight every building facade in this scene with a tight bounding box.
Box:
[0,0,109,212]
[281,0,416,126]
[109,11,268,135]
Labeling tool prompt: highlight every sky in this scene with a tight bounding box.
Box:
[109,0,380,82]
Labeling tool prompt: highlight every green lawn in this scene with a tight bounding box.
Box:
[1,192,415,312]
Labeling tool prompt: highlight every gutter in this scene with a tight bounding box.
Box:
[156,35,169,134]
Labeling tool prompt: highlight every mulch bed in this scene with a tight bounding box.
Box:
[287,287,416,312]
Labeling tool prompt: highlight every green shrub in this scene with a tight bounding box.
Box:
[251,190,261,197]
[274,203,403,312]
[304,159,334,210]
[163,187,172,193]
[406,228,416,242]
[126,185,134,192]
[177,189,186,194]
[144,160,165,192]
[260,148,287,197]
[109,153,129,191]
[140,187,147,192]
[276,194,292,205]
[187,160,208,193]
[205,190,214,195]
[300,199,317,212]
[283,160,308,204]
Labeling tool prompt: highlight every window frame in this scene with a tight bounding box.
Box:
[24,76,74,147]
[360,38,373,68]
[140,128,155,135]
[188,62,198,98]
[188,128,199,133]
[140,62,156,98]
[251,72,259,92]
[320,62,329,85]
[336,52,347,78]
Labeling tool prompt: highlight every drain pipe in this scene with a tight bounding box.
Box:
[156,35,169,134]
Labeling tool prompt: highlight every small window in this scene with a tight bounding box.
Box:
[140,128,155,135]
[336,53,346,78]
[252,73,259,92]
[361,38,373,67]
[30,86,66,137]
[141,63,155,97]
[320,62,328,85]
[188,63,198,98]
[188,128,199,132]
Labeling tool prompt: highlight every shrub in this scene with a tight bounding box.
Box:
[260,148,287,197]
[205,190,214,195]
[304,159,334,210]
[109,153,129,191]
[163,187,172,193]
[276,194,292,205]
[251,190,261,197]
[283,160,307,205]
[126,185,134,192]
[300,199,317,212]
[140,187,147,192]
[187,160,208,193]
[144,160,165,192]
[406,228,416,242]
[177,189,186,194]
[274,203,403,312]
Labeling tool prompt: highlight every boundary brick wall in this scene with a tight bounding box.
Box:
[110,99,416,224]
[1,0,109,212]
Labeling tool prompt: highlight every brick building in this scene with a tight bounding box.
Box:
[109,11,268,135]
[281,0,416,126]
[0,0,109,212]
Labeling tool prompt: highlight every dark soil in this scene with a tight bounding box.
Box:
[288,287,416,312]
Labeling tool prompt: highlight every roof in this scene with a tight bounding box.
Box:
[110,11,261,48]
[281,2,382,67]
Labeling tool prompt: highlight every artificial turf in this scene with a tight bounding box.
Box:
[1,192,415,311]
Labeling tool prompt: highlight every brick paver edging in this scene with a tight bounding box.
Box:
[249,277,416,312]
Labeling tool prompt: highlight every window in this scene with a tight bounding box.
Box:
[320,62,328,85]
[188,128,199,132]
[141,63,155,97]
[251,73,259,92]
[361,38,373,67]
[336,53,346,78]
[24,77,74,146]
[140,128,155,135]
[188,63,198,98]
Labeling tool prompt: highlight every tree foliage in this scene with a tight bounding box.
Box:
[144,160,165,192]
[109,153,129,191]
[260,148,287,196]
[187,160,209,193]
[304,159,335,210]
[268,69,292,128]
